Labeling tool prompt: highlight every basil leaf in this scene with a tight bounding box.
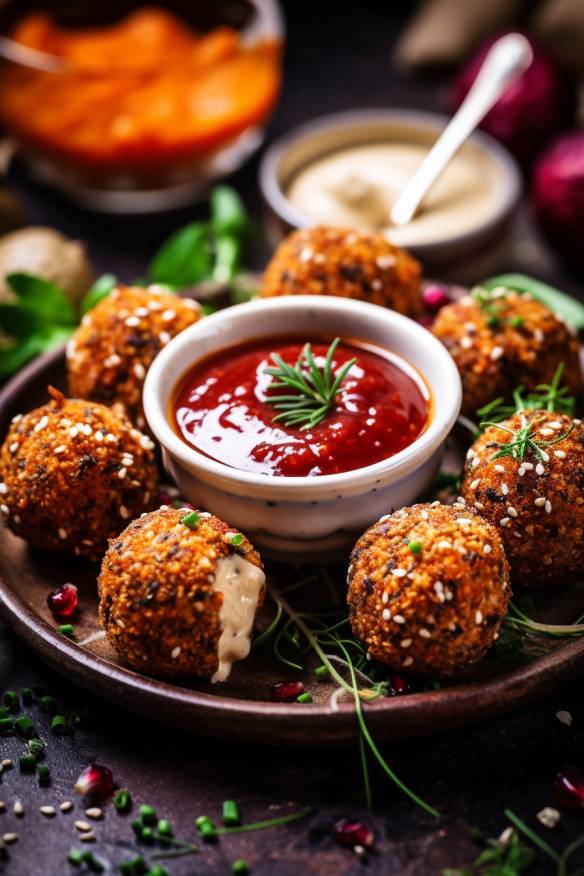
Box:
[0,303,44,338]
[149,222,212,288]
[80,273,117,316]
[210,185,248,236]
[213,234,242,283]
[482,273,584,331]
[5,273,75,326]
[0,325,73,378]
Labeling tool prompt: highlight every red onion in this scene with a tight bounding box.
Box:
[450,33,575,166]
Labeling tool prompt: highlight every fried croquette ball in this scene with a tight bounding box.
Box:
[460,410,584,588]
[347,503,510,676]
[67,284,201,428]
[432,288,582,417]
[0,387,158,557]
[259,226,422,316]
[98,506,265,680]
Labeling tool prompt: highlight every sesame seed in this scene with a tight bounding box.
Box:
[34,416,48,433]
[80,833,96,843]
[69,427,78,438]
[500,517,510,527]
[94,431,103,442]
[381,591,389,604]
[376,254,396,270]
[548,421,562,430]
[140,435,154,450]
[159,331,171,345]
[125,316,140,327]
[75,821,92,833]
[475,611,483,625]
[1,760,11,768]
[464,322,476,333]
[467,448,475,460]
[2,833,17,844]
[133,363,146,380]
[0,802,4,811]
[523,462,534,471]
[483,543,492,554]
[58,528,68,540]
[437,540,452,549]
[574,419,582,425]
[545,500,552,514]
[507,507,518,518]
[60,801,73,812]
[0,505,9,515]
[470,478,480,490]
[392,568,407,577]
[460,337,473,349]
[494,464,505,473]
[501,483,509,495]
[299,247,313,262]
[104,353,121,368]
[490,346,504,361]
[518,465,526,477]
[120,506,129,519]
[54,444,66,455]
[556,710,572,726]
[419,628,431,638]
[534,328,544,343]
[420,510,429,520]
[161,309,176,322]
[554,450,566,459]
[85,808,103,820]
[40,806,56,817]
[9,442,18,454]
[453,503,465,511]
[540,427,554,437]
[403,657,413,667]
[434,582,445,602]
[117,467,127,479]
[393,615,405,624]
[400,639,412,648]
[134,307,149,317]
[106,433,117,443]
[13,801,23,817]
[11,414,21,423]
[171,646,181,659]
[456,517,472,525]
[382,609,391,621]
[534,496,546,508]
[474,502,485,510]
[147,299,162,310]
[0,483,6,495]
[472,457,480,469]
[540,451,550,462]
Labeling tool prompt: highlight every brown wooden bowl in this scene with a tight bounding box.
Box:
[1,344,584,745]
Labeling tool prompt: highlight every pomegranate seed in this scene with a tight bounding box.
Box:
[269,681,304,702]
[334,818,374,850]
[422,283,452,314]
[47,583,78,619]
[74,764,114,799]
[555,766,584,809]
[388,672,410,696]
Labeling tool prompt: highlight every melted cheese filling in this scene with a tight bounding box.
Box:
[211,553,265,684]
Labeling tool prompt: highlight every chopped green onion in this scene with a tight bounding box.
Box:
[297,692,313,704]
[51,714,68,735]
[120,856,147,875]
[68,849,84,866]
[0,707,8,719]
[0,717,14,733]
[180,511,200,529]
[59,624,75,638]
[141,827,154,844]
[157,818,173,837]
[408,541,422,555]
[195,816,217,841]
[510,316,524,328]
[222,800,241,827]
[131,819,144,839]
[39,695,56,713]
[81,851,104,873]
[19,754,36,772]
[21,688,33,705]
[15,716,35,738]
[3,691,18,710]
[139,804,157,825]
[27,738,44,758]
[232,861,250,875]
[229,533,243,546]
[314,665,329,679]
[113,789,132,813]
[146,867,169,876]
[38,764,50,785]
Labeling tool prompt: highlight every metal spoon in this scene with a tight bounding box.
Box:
[0,35,65,73]
[390,33,533,228]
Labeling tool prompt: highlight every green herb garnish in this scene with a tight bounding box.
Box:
[481,414,574,463]
[482,273,584,331]
[477,363,575,426]
[180,511,200,529]
[265,338,356,431]
[79,273,117,316]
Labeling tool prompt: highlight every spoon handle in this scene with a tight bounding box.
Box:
[390,33,533,228]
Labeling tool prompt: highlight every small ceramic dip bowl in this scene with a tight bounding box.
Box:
[143,296,461,560]
[259,109,521,284]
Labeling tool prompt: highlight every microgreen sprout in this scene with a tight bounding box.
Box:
[477,363,575,426]
[265,337,356,430]
[481,413,574,463]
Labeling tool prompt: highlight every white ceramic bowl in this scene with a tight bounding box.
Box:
[143,296,462,560]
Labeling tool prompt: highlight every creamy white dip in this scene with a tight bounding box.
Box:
[286,142,504,247]
[211,553,265,683]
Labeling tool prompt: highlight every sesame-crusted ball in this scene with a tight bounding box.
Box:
[347,503,510,676]
[460,410,584,588]
[67,284,201,429]
[98,507,265,680]
[432,288,581,417]
[259,226,422,316]
[0,387,158,557]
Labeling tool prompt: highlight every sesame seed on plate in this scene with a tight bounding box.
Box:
[106,433,117,443]
[523,462,534,471]
[40,806,56,817]
[13,801,23,816]
[456,518,472,525]
[0,505,9,515]
[134,307,149,317]
[460,337,473,349]
[540,451,550,462]
[33,416,48,433]
[548,421,563,429]
[518,465,526,476]
[540,427,554,437]
[2,833,17,844]
[376,254,396,269]
[537,807,561,829]
[437,540,452,549]
[54,445,66,455]
[434,582,445,602]
[80,832,96,843]
[85,808,103,820]
[60,801,73,812]
[75,821,92,833]
[11,414,21,423]
[466,448,475,460]
[420,510,429,520]
[69,427,78,438]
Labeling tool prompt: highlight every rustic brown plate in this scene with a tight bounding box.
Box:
[1,344,584,746]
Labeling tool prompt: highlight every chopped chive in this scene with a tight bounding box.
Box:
[141,827,154,844]
[157,818,173,837]
[314,665,329,679]
[195,816,217,841]
[113,789,132,813]
[408,540,422,555]
[229,533,243,546]
[4,691,18,710]
[39,695,56,714]
[131,819,144,839]
[81,851,104,873]
[68,849,84,866]
[19,754,36,772]
[0,717,14,733]
[21,688,33,705]
[15,716,35,739]
[488,315,501,328]
[232,860,250,875]
[297,692,313,704]
[180,511,200,529]
[222,800,241,827]
[51,714,68,735]
[27,738,44,758]
[59,624,75,638]
[120,856,147,875]
[0,707,8,719]
[146,867,169,876]
[38,764,50,785]
[510,316,524,328]
[139,804,157,825]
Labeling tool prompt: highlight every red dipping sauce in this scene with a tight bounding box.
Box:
[172,337,430,478]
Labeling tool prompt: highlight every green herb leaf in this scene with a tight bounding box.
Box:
[6,273,75,326]
[0,302,44,338]
[213,235,242,284]
[476,363,575,426]
[481,273,584,331]
[80,273,117,316]
[149,222,212,288]
[210,185,248,236]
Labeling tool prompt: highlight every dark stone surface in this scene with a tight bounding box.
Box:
[2,1,584,874]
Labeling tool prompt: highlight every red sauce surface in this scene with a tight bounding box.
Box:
[172,338,429,477]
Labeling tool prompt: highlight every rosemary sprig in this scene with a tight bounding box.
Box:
[265,337,356,430]
[477,363,575,426]
[481,415,574,463]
